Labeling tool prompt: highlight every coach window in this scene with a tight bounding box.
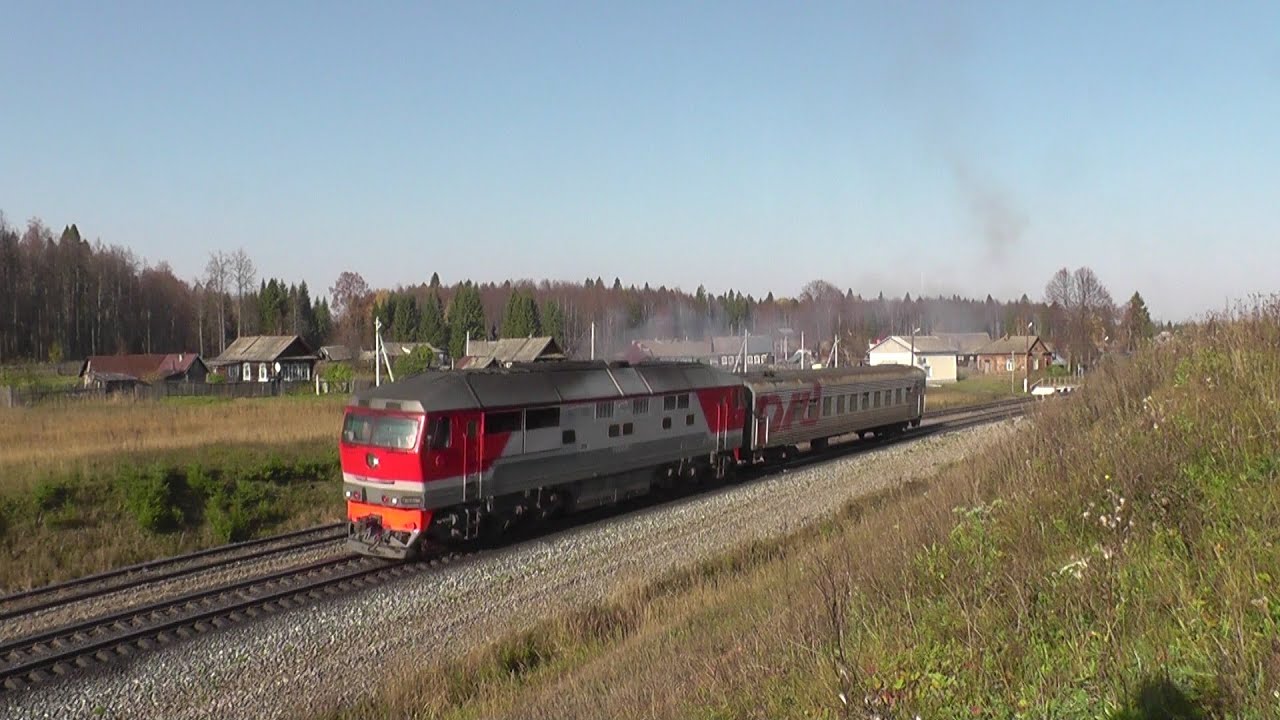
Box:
[526,407,561,430]
[896,388,904,405]
[486,411,522,434]
[662,417,672,430]
[608,424,621,438]
[677,393,690,409]
[664,395,677,411]
[427,417,451,449]
[822,397,832,417]
[837,396,846,415]
[807,398,818,419]
[633,398,649,415]
[874,391,881,408]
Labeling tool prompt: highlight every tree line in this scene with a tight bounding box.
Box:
[0,212,1160,369]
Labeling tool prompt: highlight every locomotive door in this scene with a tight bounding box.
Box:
[462,418,482,502]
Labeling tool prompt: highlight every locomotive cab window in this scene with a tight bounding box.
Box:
[342,414,374,445]
[370,417,419,450]
[426,416,451,449]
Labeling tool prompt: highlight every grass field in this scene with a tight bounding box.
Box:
[924,373,1024,410]
[325,303,1280,718]
[0,394,346,492]
[0,394,348,590]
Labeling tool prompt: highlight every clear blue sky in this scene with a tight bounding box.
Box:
[3,1,1277,321]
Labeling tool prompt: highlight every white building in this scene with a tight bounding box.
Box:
[867,335,958,383]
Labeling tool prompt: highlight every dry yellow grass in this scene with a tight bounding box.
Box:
[0,395,347,489]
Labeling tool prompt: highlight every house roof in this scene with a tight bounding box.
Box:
[359,342,442,362]
[81,353,203,382]
[632,339,714,359]
[710,335,774,356]
[974,335,1051,355]
[868,335,957,355]
[457,336,564,369]
[319,345,355,362]
[210,335,317,366]
[935,332,992,354]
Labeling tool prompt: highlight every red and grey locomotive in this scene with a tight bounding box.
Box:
[340,360,923,558]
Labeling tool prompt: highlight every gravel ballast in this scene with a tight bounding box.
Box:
[1,421,1014,720]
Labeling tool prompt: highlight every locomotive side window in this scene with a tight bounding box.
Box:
[486,411,522,434]
[526,407,561,430]
[677,393,690,409]
[662,417,672,430]
[623,422,634,435]
[608,424,621,438]
[427,417,451,449]
[685,414,695,426]
[633,398,649,415]
[596,402,614,419]
[562,429,576,445]
[664,395,677,411]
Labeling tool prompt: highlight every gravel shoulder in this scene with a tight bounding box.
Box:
[0,420,1016,720]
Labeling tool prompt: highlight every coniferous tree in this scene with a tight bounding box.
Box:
[417,291,448,349]
[447,282,486,358]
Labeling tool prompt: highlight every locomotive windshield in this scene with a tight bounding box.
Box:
[342,413,420,450]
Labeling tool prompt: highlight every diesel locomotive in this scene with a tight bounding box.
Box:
[340,360,924,558]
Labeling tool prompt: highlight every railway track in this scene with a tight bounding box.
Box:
[0,523,346,623]
[0,397,1030,695]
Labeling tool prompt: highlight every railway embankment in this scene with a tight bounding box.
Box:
[0,416,1012,719]
[319,302,1280,718]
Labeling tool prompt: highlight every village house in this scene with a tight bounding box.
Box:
[79,353,207,390]
[972,335,1055,375]
[208,335,319,383]
[935,332,992,367]
[456,336,565,369]
[866,335,959,383]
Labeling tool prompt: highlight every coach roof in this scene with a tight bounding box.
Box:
[348,361,742,413]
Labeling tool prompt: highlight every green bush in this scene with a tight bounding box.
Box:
[207,480,279,543]
[393,346,436,378]
[323,362,354,384]
[117,465,187,533]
